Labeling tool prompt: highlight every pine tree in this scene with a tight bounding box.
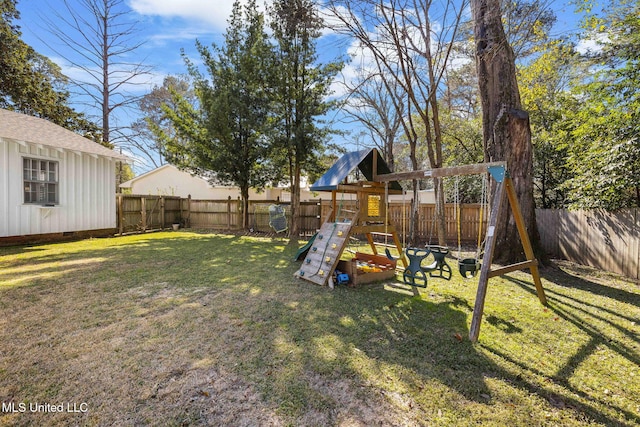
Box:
[269,0,342,241]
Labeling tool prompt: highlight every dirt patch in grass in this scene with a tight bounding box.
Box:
[0,232,638,426]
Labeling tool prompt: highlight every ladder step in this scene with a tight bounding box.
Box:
[369,232,394,237]
[373,242,398,248]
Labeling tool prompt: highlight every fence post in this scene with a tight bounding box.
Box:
[140,197,147,231]
[117,194,124,235]
[227,196,232,230]
[237,197,242,230]
[160,196,165,230]
[186,195,191,228]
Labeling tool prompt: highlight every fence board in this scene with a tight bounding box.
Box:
[117,196,487,244]
[536,208,639,280]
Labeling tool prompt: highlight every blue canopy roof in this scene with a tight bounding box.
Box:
[310,148,402,192]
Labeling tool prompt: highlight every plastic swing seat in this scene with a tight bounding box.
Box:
[402,248,430,288]
[423,245,452,280]
[458,258,480,278]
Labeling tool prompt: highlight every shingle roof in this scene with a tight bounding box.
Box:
[0,108,128,160]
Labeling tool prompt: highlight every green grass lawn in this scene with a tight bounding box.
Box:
[0,231,638,426]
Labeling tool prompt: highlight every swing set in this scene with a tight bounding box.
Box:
[393,174,488,287]
[376,161,547,342]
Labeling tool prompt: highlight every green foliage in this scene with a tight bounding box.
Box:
[502,0,557,60]
[518,40,579,208]
[268,0,343,178]
[563,0,640,209]
[132,75,195,168]
[441,111,485,203]
[153,0,275,208]
[268,0,343,235]
[0,0,98,137]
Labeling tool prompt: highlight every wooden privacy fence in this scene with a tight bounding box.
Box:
[116,194,487,244]
[320,201,487,245]
[116,195,322,236]
[116,195,639,279]
[536,208,640,280]
[116,194,183,234]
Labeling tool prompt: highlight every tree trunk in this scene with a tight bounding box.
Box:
[241,186,250,230]
[472,0,542,263]
[288,164,301,244]
[433,177,447,246]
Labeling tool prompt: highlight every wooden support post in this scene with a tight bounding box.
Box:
[236,197,241,230]
[470,179,505,342]
[470,176,547,342]
[365,233,378,255]
[488,260,538,278]
[391,228,408,268]
[331,191,337,222]
[504,177,547,305]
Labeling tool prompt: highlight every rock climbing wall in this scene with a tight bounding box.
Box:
[295,221,353,287]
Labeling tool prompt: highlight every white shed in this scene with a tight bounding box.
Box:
[0,109,128,244]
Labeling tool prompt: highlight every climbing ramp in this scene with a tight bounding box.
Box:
[295,215,355,288]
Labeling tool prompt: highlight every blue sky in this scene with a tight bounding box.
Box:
[16,0,589,173]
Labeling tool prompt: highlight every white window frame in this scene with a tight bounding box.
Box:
[23,157,59,205]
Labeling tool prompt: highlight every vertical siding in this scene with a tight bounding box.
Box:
[0,139,8,236]
[0,139,117,237]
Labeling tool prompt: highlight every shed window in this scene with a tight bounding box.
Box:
[23,158,59,205]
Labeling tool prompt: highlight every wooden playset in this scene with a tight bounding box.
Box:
[294,149,407,287]
[295,148,547,342]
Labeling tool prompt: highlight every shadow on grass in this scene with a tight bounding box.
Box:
[499,270,640,426]
[1,233,637,425]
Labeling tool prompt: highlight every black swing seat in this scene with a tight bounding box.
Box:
[423,245,452,280]
[458,258,480,278]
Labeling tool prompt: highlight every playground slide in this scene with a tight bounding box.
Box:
[294,233,318,261]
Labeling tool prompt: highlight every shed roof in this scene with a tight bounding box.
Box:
[310,148,402,192]
[0,108,128,160]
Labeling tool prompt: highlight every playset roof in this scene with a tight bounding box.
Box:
[310,148,402,192]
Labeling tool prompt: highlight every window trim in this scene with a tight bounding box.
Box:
[23,157,59,206]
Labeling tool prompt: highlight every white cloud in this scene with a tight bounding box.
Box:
[128,0,236,30]
[576,32,609,55]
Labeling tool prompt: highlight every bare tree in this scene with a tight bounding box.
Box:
[131,75,195,169]
[339,68,405,171]
[326,0,467,245]
[39,0,152,152]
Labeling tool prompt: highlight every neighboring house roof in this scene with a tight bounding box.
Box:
[119,164,209,189]
[310,148,402,192]
[0,108,128,160]
[121,164,309,191]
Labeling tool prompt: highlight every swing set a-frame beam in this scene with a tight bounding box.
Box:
[376,161,547,343]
